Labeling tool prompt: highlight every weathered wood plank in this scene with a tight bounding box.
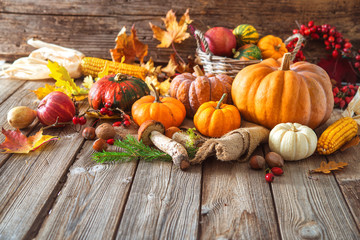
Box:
[116,161,201,239]
[0,101,88,239]
[200,151,280,240]
[35,140,138,240]
[0,0,359,64]
[270,113,360,240]
[0,79,26,105]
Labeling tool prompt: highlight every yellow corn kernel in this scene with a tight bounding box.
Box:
[80,57,148,80]
[317,117,358,155]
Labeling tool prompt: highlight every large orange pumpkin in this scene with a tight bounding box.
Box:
[231,53,334,129]
[169,66,233,117]
[131,85,186,129]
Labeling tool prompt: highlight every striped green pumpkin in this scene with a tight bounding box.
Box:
[233,24,259,47]
[233,44,262,60]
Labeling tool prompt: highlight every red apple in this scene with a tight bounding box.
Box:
[203,27,237,57]
[37,91,76,126]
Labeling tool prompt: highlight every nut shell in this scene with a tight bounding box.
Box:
[93,138,108,152]
[265,152,284,168]
[82,127,96,140]
[249,155,266,170]
[95,123,116,140]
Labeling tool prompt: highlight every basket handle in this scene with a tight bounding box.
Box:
[284,33,305,61]
[194,29,212,55]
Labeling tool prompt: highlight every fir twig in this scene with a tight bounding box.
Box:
[92,135,172,163]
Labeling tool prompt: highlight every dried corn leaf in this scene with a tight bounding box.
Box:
[310,161,348,174]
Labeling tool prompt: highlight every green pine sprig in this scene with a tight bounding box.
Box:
[92,135,172,163]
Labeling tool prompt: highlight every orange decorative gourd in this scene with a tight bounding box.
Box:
[231,53,334,129]
[169,66,233,117]
[132,84,186,129]
[194,93,241,138]
[257,35,288,60]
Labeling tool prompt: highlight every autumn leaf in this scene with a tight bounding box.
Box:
[110,25,148,64]
[86,111,122,119]
[0,128,58,154]
[310,161,348,174]
[32,84,57,100]
[162,53,178,77]
[340,135,360,152]
[149,9,192,48]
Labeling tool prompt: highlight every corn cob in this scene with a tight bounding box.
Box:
[81,57,148,80]
[317,117,358,155]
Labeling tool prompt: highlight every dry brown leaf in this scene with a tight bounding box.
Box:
[149,9,192,48]
[340,135,360,152]
[161,53,178,77]
[310,161,348,174]
[110,25,148,64]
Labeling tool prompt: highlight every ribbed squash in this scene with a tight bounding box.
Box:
[233,44,262,60]
[257,35,288,60]
[169,66,233,118]
[194,93,241,138]
[233,24,259,47]
[132,84,186,129]
[88,74,150,111]
[231,53,334,129]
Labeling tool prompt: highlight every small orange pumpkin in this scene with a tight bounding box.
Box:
[169,66,233,118]
[132,84,186,129]
[194,93,241,138]
[257,35,288,60]
[231,53,334,129]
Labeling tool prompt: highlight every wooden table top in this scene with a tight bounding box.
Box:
[0,78,359,240]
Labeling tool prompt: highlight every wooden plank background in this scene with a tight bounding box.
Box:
[0,0,360,64]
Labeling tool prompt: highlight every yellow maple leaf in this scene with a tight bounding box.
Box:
[32,84,57,100]
[110,25,148,64]
[149,9,192,48]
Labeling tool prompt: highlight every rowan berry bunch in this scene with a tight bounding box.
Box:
[333,84,359,109]
[287,20,360,68]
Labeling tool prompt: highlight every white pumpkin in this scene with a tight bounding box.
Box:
[269,122,318,161]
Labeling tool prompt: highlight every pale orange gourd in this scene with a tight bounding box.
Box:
[194,93,241,138]
[131,85,186,129]
[169,66,233,118]
[231,53,334,129]
[257,35,288,60]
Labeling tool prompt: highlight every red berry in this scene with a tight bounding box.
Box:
[265,173,275,183]
[334,97,341,104]
[308,20,314,28]
[293,29,299,34]
[79,116,87,125]
[300,24,306,30]
[107,110,114,116]
[328,36,335,43]
[323,34,328,39]
[321,27,328,33]
[349,89,356,96]
[112,121,122,127]
[356,55,360,61]
[304,28,311,35]
[345,96,353,104]
[123,120,131,127]
[329,27,336,35]
[123,114,131,121]
[310,26,317,33]
[355,62,360,68]
[336,37,343,44]
[271,167,284,176]
[311,33,320,40]
[106,138,115,145]
[324,40,330,46]
[72,116,79,125]
[343,48,350,53]
[344,42,352,49]
[339,99,346,109]
[341,85,348,92]
[105,102,112,108]
[333,87,339,94]
[332,50,339,58]
[325,46,332,51]
[335,44,342,49]
[100,107,108,115]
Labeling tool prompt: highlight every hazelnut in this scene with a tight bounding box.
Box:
[249,155,266,170]
[95,123,116,140]
[93,138,108,152]
[265,152,284,168]
[82,127,96,140]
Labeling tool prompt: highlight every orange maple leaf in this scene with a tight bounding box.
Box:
[310,161,348,174]
[0,128,58,154]
[110,25,148,64]
[149,9,192,48]
[161,54,195,77]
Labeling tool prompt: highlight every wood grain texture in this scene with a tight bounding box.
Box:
[0,101,88,239]
[200,152,280,240]
[0,0,359,64]
[116,160,201,239]
[270,112,360,240]
[35,141,138,240]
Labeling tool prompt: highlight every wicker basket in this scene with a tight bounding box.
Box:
[194,29,304,78]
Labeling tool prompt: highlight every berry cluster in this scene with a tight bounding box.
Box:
[100,102,114,116]
[288,20,360,68]
[333,84,359,109]
[112,114,131,128]
[265,167,284,183]
[72,115,87,125]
